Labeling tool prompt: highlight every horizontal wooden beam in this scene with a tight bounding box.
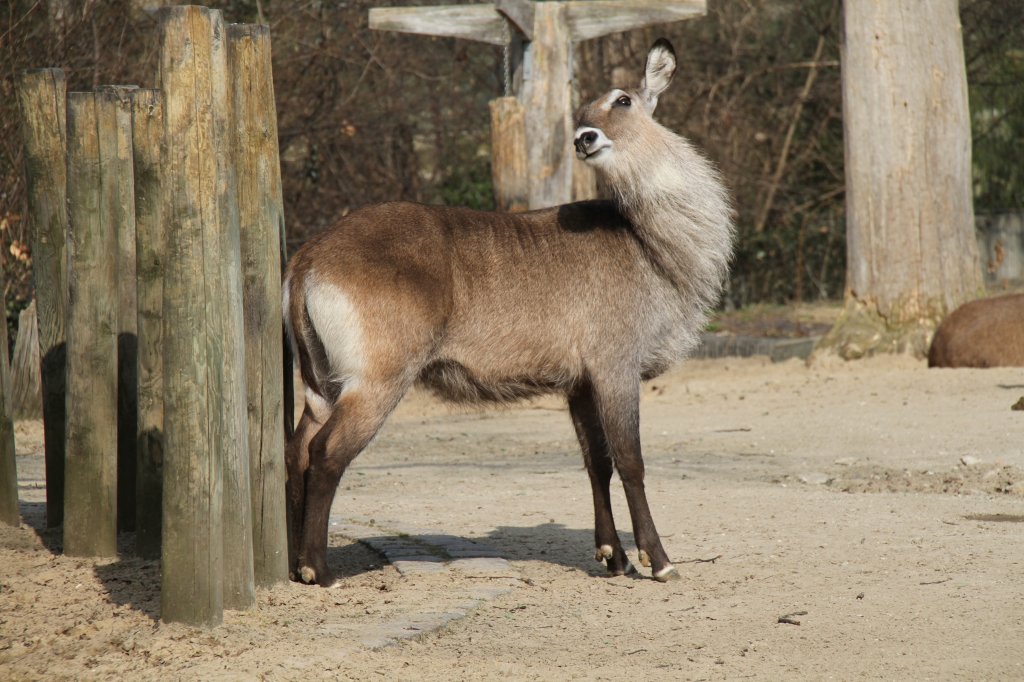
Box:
[495,0,534,40]
[369,5,507,46]
[564,0,706,42]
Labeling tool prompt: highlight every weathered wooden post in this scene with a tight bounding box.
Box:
[213,24,257,616]
[159,5,254,625]
[98,85,141,534]
[227,22,289,588]
[488,97,528,212]
[16,68,68,529]
[370,0,706,209]
[131,88,164,560]
[10,302,41,419]
[0,275,18,528]
[63,91,119,558]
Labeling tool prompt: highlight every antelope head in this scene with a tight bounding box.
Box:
[574,39,678,169]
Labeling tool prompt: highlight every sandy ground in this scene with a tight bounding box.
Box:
[2,353,1024,680]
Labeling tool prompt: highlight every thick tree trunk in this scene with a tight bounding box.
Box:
[821,0,982,359]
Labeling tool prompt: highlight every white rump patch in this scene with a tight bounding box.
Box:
[304,276,365,393]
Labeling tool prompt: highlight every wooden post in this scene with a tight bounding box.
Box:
[227,23,289,588]
[17,68,68,529]
[0,275,18,528]
[10,302,41,419]
[488,97,529,212]
[63,91,119,558]
[159,5,225,626]
[98,85,140,534]
[212,18,255,613]
[131,88,164,560]
[522,2,572,209]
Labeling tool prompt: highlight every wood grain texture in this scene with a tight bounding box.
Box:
[369,5,506,45]
[131,88,164,560]
[495,0,534,39]
[63,91,119,559]
[520,2,573,209]
[17,68,67,528]
[563,1,705,41]
[489,97,529,212]
[210,15,256,613]
[227,23,289,589]
[159,5,225,627]
[10,302,41,419]
[841,0,981,321]
[98,85,140,534]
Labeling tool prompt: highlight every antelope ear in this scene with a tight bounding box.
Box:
[639,38,677,112]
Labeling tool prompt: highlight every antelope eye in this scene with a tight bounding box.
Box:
[615,95,631,107]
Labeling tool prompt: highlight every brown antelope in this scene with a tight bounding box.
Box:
[284,39,734,586]
[928,293,1024,368]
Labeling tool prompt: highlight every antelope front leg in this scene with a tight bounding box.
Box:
[569,387,634,576]
[593,381,678,582]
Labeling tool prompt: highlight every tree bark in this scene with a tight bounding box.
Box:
[821,0,982,359]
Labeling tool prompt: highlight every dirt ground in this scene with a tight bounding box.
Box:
[2,351,1024,680]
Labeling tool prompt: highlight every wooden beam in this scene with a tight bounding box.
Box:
[495,0,533,40]
[521,2,573,208]
[563,0,705,42]
[369,5,507,45]
[489,97,528,212]
[17,68,67,529]
[63,91,119,559]
[98,85,139,536]
[227,22,289,590]
[159,5,225,627]
[130,88,163,561]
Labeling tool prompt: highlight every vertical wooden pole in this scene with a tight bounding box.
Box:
[63,91,119,558]
[17,69,67,529]
[131,88,164,560]
[488,97,529,212]
[212,14,256,613]
[520,2,574,209]
[98,85,140,534]
[10,302,41,419]
[227,22,288,588]
[159,5,224,626]
[0,274,18,527]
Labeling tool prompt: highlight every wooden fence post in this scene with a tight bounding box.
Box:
[10,302,41,419]
[131,88,164,560]
[160,4,255,625]
[17,68,68,529]
[0,275,18,528]
[63,91,119,558]
[488,97,529,213]
[98,85,140,534]
[227,22,289,588]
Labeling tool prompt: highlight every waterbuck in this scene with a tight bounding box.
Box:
[284,39,734,586]
[928,293,1024,368]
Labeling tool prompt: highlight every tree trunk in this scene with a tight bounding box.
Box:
[821,0,982,359]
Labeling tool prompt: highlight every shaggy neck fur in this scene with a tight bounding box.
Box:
[602,123,735,322]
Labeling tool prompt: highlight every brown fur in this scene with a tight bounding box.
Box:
[284,40,735,586]
[928,293,1024,368]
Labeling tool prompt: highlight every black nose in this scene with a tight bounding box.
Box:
[575,130,597,153]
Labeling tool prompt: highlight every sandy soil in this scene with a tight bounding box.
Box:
[2,353,1024,680]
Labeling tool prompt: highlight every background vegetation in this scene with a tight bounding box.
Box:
[2,0,1021,341]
